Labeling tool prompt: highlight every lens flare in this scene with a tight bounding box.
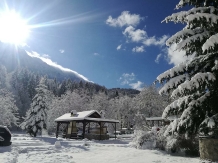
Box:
[0,10,29,45]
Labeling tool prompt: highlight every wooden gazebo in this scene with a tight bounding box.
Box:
[55,110,119,140]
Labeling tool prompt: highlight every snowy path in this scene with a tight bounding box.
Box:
[0,133,201,163]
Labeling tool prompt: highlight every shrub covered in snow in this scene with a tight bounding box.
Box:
[155,126,168,150]
[131,125,199,156]
[131,127,158,149]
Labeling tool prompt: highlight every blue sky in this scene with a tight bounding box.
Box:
[1,0,187,90]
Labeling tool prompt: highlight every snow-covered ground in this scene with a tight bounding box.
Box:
[0,132,205,163]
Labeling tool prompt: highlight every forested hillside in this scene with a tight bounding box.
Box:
[0,63,167,134]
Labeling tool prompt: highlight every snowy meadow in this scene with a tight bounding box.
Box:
[0,132,201,163]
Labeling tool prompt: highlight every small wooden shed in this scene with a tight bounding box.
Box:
[55,110,119,140]
[146,116,177,127]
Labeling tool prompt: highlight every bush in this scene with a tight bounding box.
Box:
[156,126,167,150]
[131,127,158,149]
[132,126,199,156]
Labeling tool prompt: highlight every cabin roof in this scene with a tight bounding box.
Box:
[146,117,163,121]
[55,110,119,123]
[146,116,178,121]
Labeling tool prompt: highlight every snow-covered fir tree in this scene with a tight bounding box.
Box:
[21,77,52,137]
[157,0,218,137]
[0,89,18,126]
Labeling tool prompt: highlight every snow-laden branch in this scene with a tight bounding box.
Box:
[187,13,218,24]
[202,33,218,52]
[157,62,187,83]
[171,72,215,98]
[176,31,210,51]
[162,95,193,119]
[159,74,187,95]
[166,28,206,46]
[163,6,218,24]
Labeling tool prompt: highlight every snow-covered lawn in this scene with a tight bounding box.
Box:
[0,132,202,163]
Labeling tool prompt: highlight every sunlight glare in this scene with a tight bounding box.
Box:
[0,10,29,45]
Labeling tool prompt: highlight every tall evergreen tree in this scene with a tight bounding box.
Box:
[0,89,18,126]
[157,0,218,136]
[21,77,52,137]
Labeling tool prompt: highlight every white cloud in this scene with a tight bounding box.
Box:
[119,73,144,90]
[42,54,50,58]
[129,81,144,91]
[26,51,90,82]
[59,49,65,53]
[94,53,100,56]
[166,44,187,65]
[143,35,168,46]
[117,44,122,50]
[123,26,147,42]
[119,73,135,85]
[132,46,145,53]
[106,11,169,54]
[123,26,169,47]
[106,11,143,27]
[155,53,162,63]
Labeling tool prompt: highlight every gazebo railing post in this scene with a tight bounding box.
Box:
[100,122,102,140]
[56,122,60,138]
[115,123,117,139]
[83,121,86,139]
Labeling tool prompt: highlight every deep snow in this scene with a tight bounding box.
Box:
[0,132,211,163]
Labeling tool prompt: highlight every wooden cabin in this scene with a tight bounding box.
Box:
[55,110,119,140]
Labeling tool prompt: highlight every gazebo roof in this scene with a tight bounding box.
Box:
[146,116,178,121]
[55,110,119,123]
[146,117,163,121]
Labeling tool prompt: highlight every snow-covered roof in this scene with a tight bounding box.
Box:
[146,117,163,121]
[146,116,178,121]
[85,118,119,123]
[55,110,119,123]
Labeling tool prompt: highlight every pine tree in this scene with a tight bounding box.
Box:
[157,0,218,137]
[21,77,52,137]
[0,89,18,126]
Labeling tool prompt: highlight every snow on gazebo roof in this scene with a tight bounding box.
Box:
[146,116,178,121]
[55,110,119,123]
[146,117,163,121]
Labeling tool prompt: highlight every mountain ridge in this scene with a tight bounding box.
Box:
[0,42,88,82]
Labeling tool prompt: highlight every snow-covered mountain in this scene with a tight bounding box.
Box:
[0,42,88,82]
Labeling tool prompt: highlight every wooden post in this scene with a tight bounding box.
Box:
[100,122,102,140]
[115,123,117,139]
[71,121,73,136]
[88,122,90,133]
[56,122,60,138]
[83,121,86,139]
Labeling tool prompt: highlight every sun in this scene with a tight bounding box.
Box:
[0,10,29,45]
